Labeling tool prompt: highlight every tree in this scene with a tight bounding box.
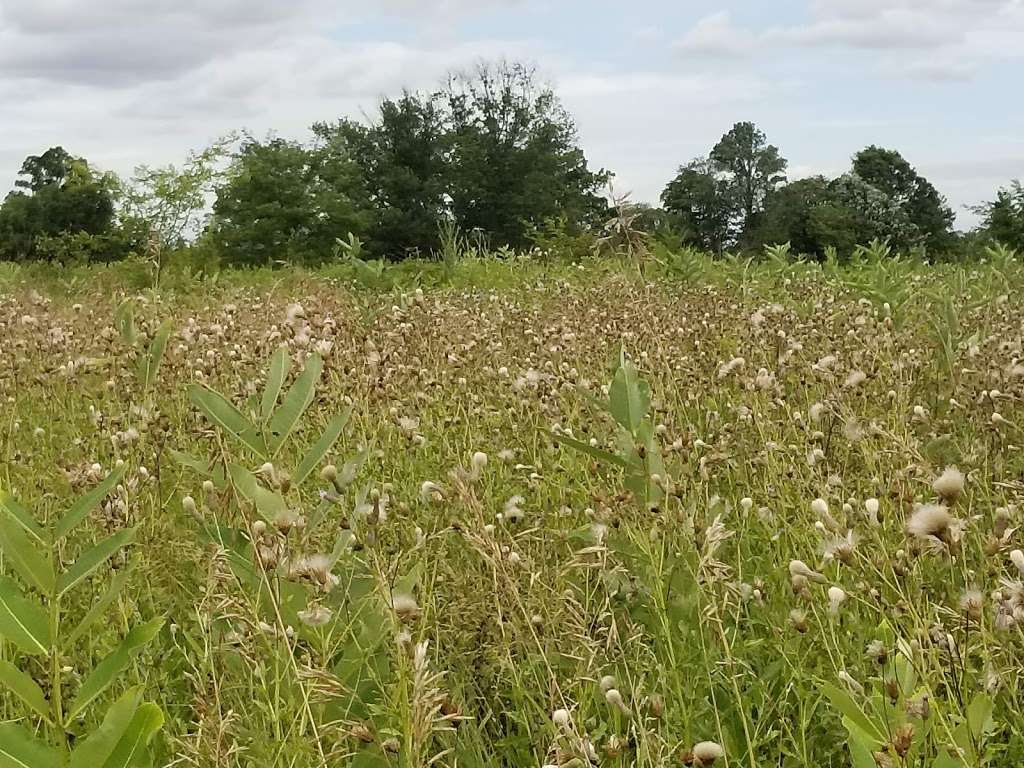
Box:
[122,136,235,251]
[0,147,119,261]
[660,158,733,252]
[208,136,370,266]
[852,146,954,252]
[710,121,787,237]
[314,92,448,258]
[976,180,1024,250]
[439,61,607,249]
[827,172,919,251]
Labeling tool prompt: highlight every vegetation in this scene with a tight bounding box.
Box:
[1,246,1024,767]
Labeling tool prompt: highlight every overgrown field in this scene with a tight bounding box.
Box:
[2,253,1024,767]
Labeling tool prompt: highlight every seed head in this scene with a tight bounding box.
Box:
[932,466,965,504]
[691,741,724,766]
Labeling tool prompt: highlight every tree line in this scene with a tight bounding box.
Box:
[0,60,1021,266]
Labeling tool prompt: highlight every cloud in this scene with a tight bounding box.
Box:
[676,1,1024,78]
[674,11,756,57]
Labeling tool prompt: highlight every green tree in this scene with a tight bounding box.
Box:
[440,61,607,249]
[852,146,954,252]
[710,121,788,238]
[828,172,919,251]
[975,180,1024,250]
[209,136,370,266]
[0,147,120,261]
[660,158,733,253]
[314,92,448,258]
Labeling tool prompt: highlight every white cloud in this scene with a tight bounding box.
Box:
[674,11,756,57]
[677,1,1024,74]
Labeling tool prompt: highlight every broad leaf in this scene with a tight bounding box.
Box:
[138,321,172,391]
[227,464,287,522]
[0,492,46,545]
[0,577,50,654]
[188,384,268,458]
[0,516,55,595]
[967,692,994,741]
[0,659,50,719]
[608,360,650,432]
[70,687,143,768]
[56,466,127,541]
[0,722,62,768]
[821,682,884,745]
[168,449,226,489]
[266,353,322,454]
[102,702,163,768]
[58,528,136,598]
[66,617,164,723]
[549,431,630,468]
[295,408,352,486]
[260,347,290,424]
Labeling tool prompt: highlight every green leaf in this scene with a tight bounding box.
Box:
[188,384,268,458]
[66,617,164,723]
[0,659,50,719]
[266,353,322,454]
[0,577,50,654]
[932,749,965,768]
[549,431,630,468]
[0,722,62,768]
[227,464,287,522]
[0,515,55,595]
[260,347,290,425]
[847,732,877,768]
[68,567,132,645]
[113,301,137,346]
[966,692,994,741]
[821,682,885,745]
[608,360,650,433]
[102,702,163,768]
[294,408,352,486]
[56,466,127,541]
[57,528,135,598]
[70,687,153,768]
[0,492,46,545]
[168,450,226,489]
[138,321,172,390]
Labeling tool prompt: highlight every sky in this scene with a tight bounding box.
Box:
[1,0,1022,228]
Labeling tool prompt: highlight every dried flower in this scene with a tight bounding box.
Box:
[932,466,965,504]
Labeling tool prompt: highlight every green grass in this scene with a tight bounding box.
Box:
[1,250,1024,767]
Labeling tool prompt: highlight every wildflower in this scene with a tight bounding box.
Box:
[181,495,198,516]
[691,741,724,766]
[789,559,826,583]
[391,593,420,620]
[866,640,888,665]
[844,370,867,388]
[906,503,959,547]
[298,605,333,627]
[828,586,847,615]
[789,609,809,633]
[717,357,744,379]
[932,466,965,504]
[864,497,880,525]
[604,688,629,714]
[552,708,571,730]
[960,589,984,621]
[420,481,444,503]
[599,675,617,692]
[1011,549,1024,576]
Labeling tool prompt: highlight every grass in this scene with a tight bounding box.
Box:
[1,249,1024,767]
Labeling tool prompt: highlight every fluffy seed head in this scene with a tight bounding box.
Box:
[692,741,724,766]
[906,504,952,540]
[932,466,965,503]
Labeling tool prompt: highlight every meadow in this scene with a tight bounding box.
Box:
[1,246,1024,768]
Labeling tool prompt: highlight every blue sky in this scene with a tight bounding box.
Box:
[1,0,1021,227]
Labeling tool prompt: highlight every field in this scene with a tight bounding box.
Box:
[2,251,1024,768]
